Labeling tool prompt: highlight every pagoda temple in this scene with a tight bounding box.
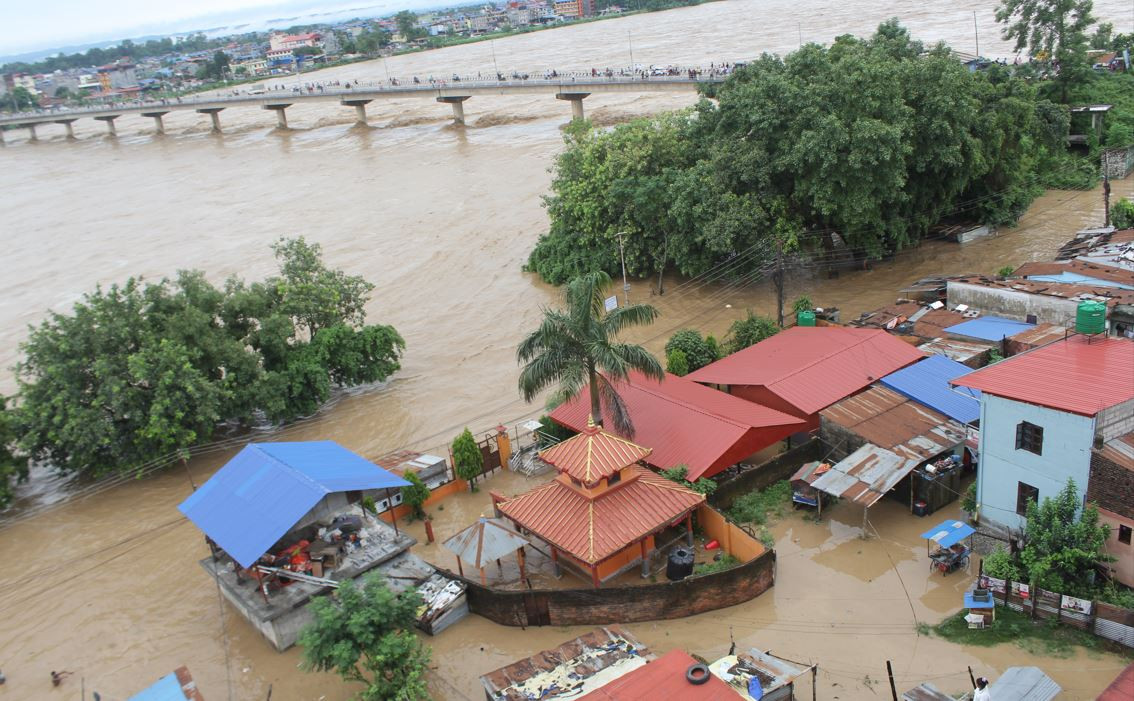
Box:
[498,418,705,588]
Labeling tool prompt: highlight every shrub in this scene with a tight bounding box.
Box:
[728,480,792,525]
[997,265,1016,278]
[792,295,813,314]
[725,311,779,353]
[1111,197,1134,229]
[694,554,740,575]
[664,329,720,372]
[660,464,717,495]
[400,471,430,520]
[666,348,690,376]
[451,428,483,489]
[982,545,1026,582]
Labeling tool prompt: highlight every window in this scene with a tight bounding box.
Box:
[1120,525,1132,545]
[1016,482,1039,516]
[1015,421,1044,455]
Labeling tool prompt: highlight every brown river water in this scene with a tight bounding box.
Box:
[2,1,1134,698]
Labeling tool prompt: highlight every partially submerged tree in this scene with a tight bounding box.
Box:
[452,428,483,488]
[300,573,431,701]
[517,270,663,436]
[400,471,430,519]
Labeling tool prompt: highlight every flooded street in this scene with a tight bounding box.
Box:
[3,0,1134,698]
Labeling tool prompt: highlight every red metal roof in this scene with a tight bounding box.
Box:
[550,371,806,481]
[578,649,745,701]
[498,467,705,565]
[952,335,1134,416]
[540,420,652,486]
[686,327,925,415]
[1099,661,1134,701]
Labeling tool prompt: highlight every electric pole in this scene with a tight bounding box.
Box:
[1104,169,1112,227]
[491,40,499,80]
[774,238,786,327]
[628,32,634,72]
[973,11,980,59]
[616,231,631,306]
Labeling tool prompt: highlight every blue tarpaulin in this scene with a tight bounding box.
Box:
[921,520,975,549]
[128,673,185,701]
[945,315,1035,341]
[880,355,981,424]
[178,441,409,568]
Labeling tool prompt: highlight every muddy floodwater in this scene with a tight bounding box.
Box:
[3,0,1134,698]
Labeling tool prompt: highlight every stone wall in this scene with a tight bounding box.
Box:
[453,548,775,627]
[711,438,824,511]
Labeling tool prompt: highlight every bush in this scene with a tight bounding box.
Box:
[694,554,739,575]
[725,311,779,354]
[400,471,430,520]
[660,464,717,495]
[1111,197,1134,229]
[666,348,690,376]
[728,480,792,525]
[997,266,1016,278]
[451,428,483,489]
[961,482,977,514]
[791,296,813,314]
[664,329,720,372]
[982,545,1026,582]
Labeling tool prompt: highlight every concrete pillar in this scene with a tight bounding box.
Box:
[55,119,77,139]
[26,123,38,141]
[340,99,373,126]
[436,95,471,125]
[94,115,118,136]
[556,92,590,121]
[142,111,169,134]
[263,104,292,129]
[196,107,224,133]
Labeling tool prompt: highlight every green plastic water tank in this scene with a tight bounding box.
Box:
[1076,300,1107,335]
[798,310,817,327]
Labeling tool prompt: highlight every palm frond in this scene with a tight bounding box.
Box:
[602,303,660,337]
[597,373,636,437]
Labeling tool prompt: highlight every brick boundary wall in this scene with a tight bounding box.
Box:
[447,548,775,627]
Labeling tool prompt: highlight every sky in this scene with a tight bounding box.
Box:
[0,0,434,58]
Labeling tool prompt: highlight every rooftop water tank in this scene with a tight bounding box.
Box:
[1076,300,1106,335]
[797,310,817,327]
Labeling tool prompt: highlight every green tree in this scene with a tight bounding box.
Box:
[660,464,718,495]
[1110,197,1134,228]
[1019,478,1111,594]
[451,428,483,488]
[517,270,663,436]
[394,11,426,40]
[0,397,28,509]
[996,0,1096,101]
[5,86,36,111]
[299,573,430,701]
[725,311,779,353]
[269,236,374,337]
[791,296,813,314]
[400,471,430,519]
[664,329,719,372]
[1090,21,1113,49]
[665,348,690,376]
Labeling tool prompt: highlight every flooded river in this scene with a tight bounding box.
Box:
[2,0,1134,698]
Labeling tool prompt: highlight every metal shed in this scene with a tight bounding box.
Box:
[988,666,1061,701]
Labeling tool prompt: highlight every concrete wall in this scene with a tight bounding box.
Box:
[712,439,824,511]
[455,548,775,627]
[696,504,766,562]
[977,394,1095,531]
[947,281,1080,327]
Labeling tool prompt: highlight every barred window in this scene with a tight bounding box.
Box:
[1015,421,1043,455]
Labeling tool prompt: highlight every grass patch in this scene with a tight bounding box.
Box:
[927,606,1113,659]
[693,554,739,575]
[727,480,792,526]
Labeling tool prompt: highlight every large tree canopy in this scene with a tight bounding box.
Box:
[996,0,1096,100]
[12,237,404,480]
[526,21,1075,285]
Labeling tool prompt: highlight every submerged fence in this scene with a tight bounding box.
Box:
[978,574,1134,648]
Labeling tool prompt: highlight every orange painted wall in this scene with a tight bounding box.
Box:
[377,478,469,524]
[697,504,766,562]
[560,535,658,581]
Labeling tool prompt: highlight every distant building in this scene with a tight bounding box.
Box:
[953,335,1134,533]
[269,32,322,52]
[96,62,138,90]
[553,0,582,18]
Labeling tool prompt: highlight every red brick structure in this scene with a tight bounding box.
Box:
[1088,433,1134,587]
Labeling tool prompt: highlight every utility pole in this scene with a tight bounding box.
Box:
[1104,168,1112,227]
[491,40,499,80]
[973,10,980,59]
[628,31,634,72]
[774,238,786,327]
[885,660,898,701]
[383,55,391,82]
[616,231,631,306]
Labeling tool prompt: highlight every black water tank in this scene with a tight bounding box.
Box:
[666,547,695,581]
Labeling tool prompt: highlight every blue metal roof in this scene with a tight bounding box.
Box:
[178,441,409,568]
[880,355,981,424]
[921,520,975,549]
[945,315,1036,341]
[128,673,185,701]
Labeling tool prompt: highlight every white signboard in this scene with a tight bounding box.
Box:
[604,295,618,312]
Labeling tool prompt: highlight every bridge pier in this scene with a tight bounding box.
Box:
[556,92,590,121]
[24,123,38,141]
[94,115,119,136]
[142,111,169,134]
[436,96,471,125]
[54,119,78,139]
[341,99,373,126]
[263,103,293,129]
[196,107,224,133]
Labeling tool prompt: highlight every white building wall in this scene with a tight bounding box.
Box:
[976,394,1096,531]
[947,281,1081,326]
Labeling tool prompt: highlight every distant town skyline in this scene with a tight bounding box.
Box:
[1,0,443,60]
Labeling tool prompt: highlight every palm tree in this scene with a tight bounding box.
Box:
[517,270,663,437]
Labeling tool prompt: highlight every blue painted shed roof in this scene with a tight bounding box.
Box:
[880,355,981,424]
[921,519,975,549]
[178,441,409,568]
[128,673,184,701]
[945,315,1035,341]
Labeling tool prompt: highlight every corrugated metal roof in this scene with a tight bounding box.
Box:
[880,355,981,424]
[540,420,652,486]
[1098,660,1134,701]
[128,667,203,701]
[178,442,409,568]
[918,337,994,363]
[945,315,1036,341]
[809,443,922,507]
[900,682,954,701]
[709,649,808,697]
[1096,431,1134,471]
[1005,322,1068,348]
[821,385,968,452]
[498,467,705,565]
[687,327,924,415]
[953,335,1134,416]
[988,667,1060,701]
[550,371,806,481]
[443,517,531,569]
[579,649,745,701]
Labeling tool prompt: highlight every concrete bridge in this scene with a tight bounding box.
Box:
[0,74,723,141]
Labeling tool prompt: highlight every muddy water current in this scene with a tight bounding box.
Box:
[3,0,1134,698]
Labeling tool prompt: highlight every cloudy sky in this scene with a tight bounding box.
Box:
[1,0,429,57]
